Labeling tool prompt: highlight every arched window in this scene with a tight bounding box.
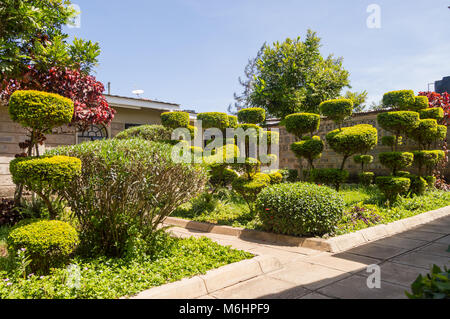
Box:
[77,124,108,143]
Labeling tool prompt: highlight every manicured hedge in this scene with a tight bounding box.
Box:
[376,176,411,202]
[378,152,414,175]
[413,150,445,175]
[409,119,438,148]
[284,113,320,138]
[237,107,266,124]
[419,108,444,120]
[413,96,429,111]
[309,168,349,191]
[409,175,427,195]
[160,111,190,129]
[381,135,402,149]
[359,172,374,185]
[319,99,353,126]
[197,112,229,130]
[382,90,415,109]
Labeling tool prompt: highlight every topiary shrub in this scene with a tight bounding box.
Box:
[197,112,230,130]
[309,168,349,191]
[261,130,279,147]
[237,107,266,124]
[424,176,436,189]
[47,138,208,257]
[160,111,190,129]
[209,166,238,189]
[375,176,410,202]
[228,115,238,128]
[284,113,320,138]
[382,90,415,110]
[381,135,402,151]
[259,153,277,166]
[377,111,420,150]
[114,124,173,142]
[413,96,429,111]
[279,168,298,183]
[436,125,448,142]
[232,173,271,213]
[396,171,411,178]
[326,124,378,170]
[353,155,374,172]
[378,152,414,175]
[256,183,345,236]
[413,150,445,176]
[359,172,374,186]
[408,175,427,196]
[409,119,438,150]
[419,108,444,121]
[319,99,353,128]
[267,171,283,184]
[7,220,79,273]
[290,136,324,169]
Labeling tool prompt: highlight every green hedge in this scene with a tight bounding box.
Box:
[419,108,444,120]
[228,115,238,128]
[376,176,410,202]
[237,107,266,124]
[197,112,229,130]
[382,90,415,109]
[114,124,173,142]
[161,111,190,129]
[319,99,353,126]
[309,168,349,191]
[256,183,344,236]
[359,172,374,185]
[284,113,320,138]
[8,90,74,132]
[378,152,414,175]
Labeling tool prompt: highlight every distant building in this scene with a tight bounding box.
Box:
[435,76,450,94]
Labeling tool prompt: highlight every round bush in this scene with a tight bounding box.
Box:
[267,171,283,184]
[256,183,345,236]
[237,107,266,124]
[232,173,271,212]
[114,124,172,142]
[197,112,229,130]
[209,166,238,187]
[377,111,420,136]
[382,90,415,109]
[228,115,238,128]
[409,119,438,148]
[359,172,374,185]
[413,150,445,174]
[381,135,402,149]
[7,220,79,273]
[419,108,444,120]
[408,175,427,195]
[160,111,190,129]
[353,155,373,165]
[378,152,414,175]
[8,90,74,132]
[376,176,410,202]
[284,113,320,138]
[309,168,349,191]
[326,124,378,158]
[413,96,429,111]
[320,99,353,126]
[290,136,324,166]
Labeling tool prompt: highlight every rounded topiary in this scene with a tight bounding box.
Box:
[408,175,427,195]
[232,173,271,212]
[237,107,266,124]
[8,90,74,133]
[419,108,444,120]
[381,135,402,151]
[197,112,229,130]
[424,176,436,189]
[228,115,238,128]
[290,136,324,168]
[7,220,79,273]
[267,171,283,184]
[284,113,320,138]
[320,99,353,127]
[161,111,190,129]
[209,166,238,187]
[359,172,374,186]
[396,171,411,178]
[256,182,345,236]
[377,111,420,137]
[378,152,414,175]
[375,176,410,202]
[309,168,349,191]
[114,124,173,142]
[261,131,280,147]
[413,96,429,111]
[413,150,445,175]
[382,90,415,110]
[409,119,438,149]
[436,125,447,142]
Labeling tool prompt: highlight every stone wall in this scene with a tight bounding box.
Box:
[269,110,450,180]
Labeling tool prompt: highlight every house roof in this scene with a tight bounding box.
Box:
[104,94,181,112]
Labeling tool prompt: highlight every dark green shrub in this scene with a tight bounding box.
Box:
[279,168,298,182]
[7,220,79,273]
[396,171,411,178]
[309,168,349,191]
[378,152,414,175]
[377,111,420,150]
[413,150,445,175]
[412,96,429,111]
[319,99,353,127]
[197,112,229,130]
[290,136,324,168]
[114,124,173,142]
[382,90,415,110]
[326,124,378,170]
[232,173,271,213]
[375,176,410,202]
[228,115,238,128]
[161,111,189,129]
[237,107,266,124]
[406,265,450,299]
[424,176,436,189]
[381,135,402,151]
[436,125,447,142]
[353,155,373,172]
[47,139,208,257]
[359,172,374,185]
[284,113,320,138]
[256,183,345,236]
[408,175,427,195]
[419,107,444,120]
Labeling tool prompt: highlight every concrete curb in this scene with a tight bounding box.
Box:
[165,205,450,253]
[129,255,282,299]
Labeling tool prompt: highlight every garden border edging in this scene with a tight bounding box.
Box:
[164,205,450,253]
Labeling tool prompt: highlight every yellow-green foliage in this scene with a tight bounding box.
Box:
[419,108,444,120]
[413,150,445,175]
[326,124,378,158]
[267,171,283,184]
[114,124,173,142]
[353,155,374,165]
[409,175,427,195]
[232,173,271,212]
[8,90,74,132]
[382,90,415,110]
[377,111,420,136]
[378,152,414,175]
[161,111,190,129]
[261,131,279,146]
[310,168,349,191]
[376,176,410,202]
[209,166,238,187]
[197,112,229,130]
[359,172,374,185]
[187,125,197,138]
[228,115,238,128]
[290,136,324,167]
[259,153,277,165]
[409,119,438,149]
[413,96,429,111]
[7,220,79,273]
[203,144,240,165]
[436,125,447,141]
[284,113,320,138]
[319,99,353,126]
[381,135,402,150]
[237,107,266,124]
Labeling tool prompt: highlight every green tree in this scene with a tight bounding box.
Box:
[340,91,368,113]
[249,30,350,119]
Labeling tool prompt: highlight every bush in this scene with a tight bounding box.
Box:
[114,124,173,142]
[267,171,283,184]
[413,150,445,175]
[47,138,208,257]
[353,155,373,172]
[279,168,298,182]
[406,265,450,299]
[7,220,79,273]
[436,125,447,142]
[409,119,438,149]
[319,99,353,127]
[378,152,414,175]
[381,135,402,150]
[375,176,410,202]
[419,107,444,120]
[382,90,415,109]
[359,172,374,185]
[197,112,229,130]
[409,175,427,196]
[412,96,429,111]
[396,171,411,178]
[284,113,320,138]
[309,168,349,191]
[160,111,189,129]
[209,166,238,188]
[256,183,345,236]
[232,173,271,213]
[424,176,436,189]
[261,131,279,147]
[259,153,277,166]
[290,136,324,168]
[237,107,266,124]
[8,90,74,133]
[377,111,420,137]
[187,125,197,139]
[228,115,238,128]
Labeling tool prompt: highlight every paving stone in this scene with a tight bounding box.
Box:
[415,224,449,235]
[345,243,407,260]
[371,236,427,250]
[317,274,408,299]
[360,225,389,242]
[247,246,307,264]
[436,235,450,245]
[308,253,380,273]
[357,261,427,287]
[416,243,450,257]
[395,230,445,242]
[254,256,282,274]
[299,292,333,299]
[391,251,450,270]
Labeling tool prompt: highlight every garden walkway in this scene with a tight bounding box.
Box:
[169,214,450,299]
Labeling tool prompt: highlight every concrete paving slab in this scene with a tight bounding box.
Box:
[391,251,450,270]
[416,243,450,257]
[308,253,380,273]
[370,236,427,250]
[299,292,333,299]
[345,243,407,260]
[356,261,427,287]
[394,230,445,242]
[246,246,308,264]
[436,235,450,245]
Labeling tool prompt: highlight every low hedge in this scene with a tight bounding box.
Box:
[114,124,173,142]
[375,176,411,202]
[237,107,266,124]
[256,183,345,236]
[309,168,349,191]
[161,111,190,129]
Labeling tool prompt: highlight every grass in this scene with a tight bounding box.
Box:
[0,235,253,299]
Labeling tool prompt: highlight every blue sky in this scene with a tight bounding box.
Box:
[65,0,450,113]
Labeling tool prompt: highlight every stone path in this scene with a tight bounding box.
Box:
[169,215,450,299]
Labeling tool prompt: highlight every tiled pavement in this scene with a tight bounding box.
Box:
[170,215,450,299]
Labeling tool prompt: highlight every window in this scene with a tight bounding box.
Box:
[77,124,108,143]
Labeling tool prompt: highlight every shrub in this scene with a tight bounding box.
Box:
[353,155,374,172]
[377,111,420,149]
[197,112,229,130]
[359,172,374,185]
[409,175,427,195]
[7,220,79,273]
[256,183,345,236]
[436,125,447,142]
[406,265,450,299]
[375,176,410,202]
[8,90,74,133]
[381,135,402,151]
[424,176,436,189]
[309,168,349,191]
[326,124,378,169]
[279,168,298,182]
[114,124,172,142]
[228,115,238,128]
[284,113,320,138]
[290,136,324,168]
[396,171,411,178]
[232,173,271,213]
[413,150,445,175]
[261,131,280,147]
[237,107,266,124]
[382,90,415,109]
[47,139,208,257]
[409,119,438,149]
[160,111,189,129]
[419,107,444,120]
[259,153,277,166]
[209,166,238,188]
[319,99,353,127]
[267,171,283,184]
[378,152,414,175]
[412,96,429,111]
[231,157,261,177]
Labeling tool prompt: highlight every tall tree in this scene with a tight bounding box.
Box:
[340,90,368,113]
[248,30,350,119]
